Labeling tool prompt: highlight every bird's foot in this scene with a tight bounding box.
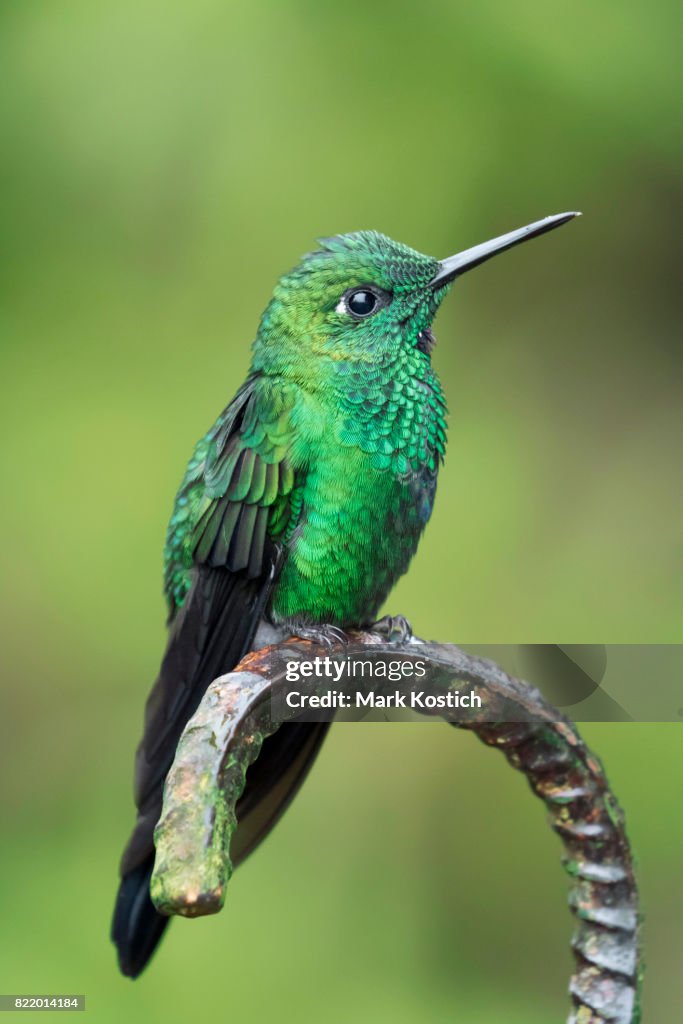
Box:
[290,622,350,648]
[369,614,413,644]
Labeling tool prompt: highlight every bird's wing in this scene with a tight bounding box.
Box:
[125,376,299,868]
[114,376,330,977]
[191,377,296,578]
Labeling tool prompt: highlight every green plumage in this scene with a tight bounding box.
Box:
[113,214,577,978]
[164,231,449,625]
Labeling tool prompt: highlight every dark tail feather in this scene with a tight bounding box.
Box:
[111,854,169,979]
[112,567,274,978]
[113,562,329,978]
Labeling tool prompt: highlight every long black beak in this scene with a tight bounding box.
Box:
[430,212,581,288]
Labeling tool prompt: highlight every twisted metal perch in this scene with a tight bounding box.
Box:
[150,632,641,1024]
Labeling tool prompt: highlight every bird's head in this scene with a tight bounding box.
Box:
[251,213,579,382]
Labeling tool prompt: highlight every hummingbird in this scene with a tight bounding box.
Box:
[112,212,579,977]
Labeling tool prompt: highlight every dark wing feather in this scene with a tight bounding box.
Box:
[130,564,278,818]
[113,377,328,979]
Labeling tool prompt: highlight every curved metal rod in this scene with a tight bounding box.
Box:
[150,634,641,1024]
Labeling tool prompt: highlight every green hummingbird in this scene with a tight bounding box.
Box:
[112,212,579,976]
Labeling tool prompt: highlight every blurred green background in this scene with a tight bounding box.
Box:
[1,1,681,1020]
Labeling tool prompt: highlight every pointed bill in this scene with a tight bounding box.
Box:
[430,212,581,288]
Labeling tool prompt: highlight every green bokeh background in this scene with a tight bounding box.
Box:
[1,2,681,1020]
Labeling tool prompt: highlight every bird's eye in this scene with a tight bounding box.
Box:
[345,288,380,318]
[335,285,390,319]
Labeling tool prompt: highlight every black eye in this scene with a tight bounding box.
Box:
[346,289,379,318]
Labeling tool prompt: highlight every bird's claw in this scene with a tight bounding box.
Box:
[369,614,413,644]
[291,623,349,648]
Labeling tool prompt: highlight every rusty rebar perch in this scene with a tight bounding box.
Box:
[150,634,641,1024]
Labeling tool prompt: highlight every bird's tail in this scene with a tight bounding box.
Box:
[111,566,274,979]
[111,854,168,978]
[112,716,331,977]
[111,563,332,979]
